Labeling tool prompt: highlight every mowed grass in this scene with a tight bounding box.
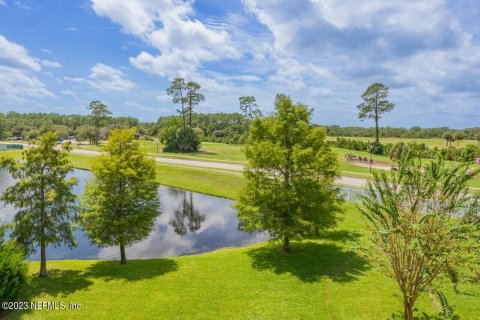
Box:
[327,136,479,149]
[77,141,247,164]
[5,205,479,320]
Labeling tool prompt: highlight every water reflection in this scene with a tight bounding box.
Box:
[0,169,268,260]
[169,189,205,235]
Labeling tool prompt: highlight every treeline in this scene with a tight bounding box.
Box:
[4,110,480,146]
[0,111,156,140]
[326,125,480,140]
[0,111,250,144]
[335,137,480,162]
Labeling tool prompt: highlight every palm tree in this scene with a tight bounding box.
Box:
[443,132,453,146]
[454,131,464,146]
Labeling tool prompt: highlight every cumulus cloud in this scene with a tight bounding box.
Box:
[0,36,56,105]
[241,0,480,124]
[0,35,41,71]
[91,0,240,78]
[0,66,55,101]
[65,63,135,92]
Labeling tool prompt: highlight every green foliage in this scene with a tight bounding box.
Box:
[157,113,248,144]
[239,96,262,121]
[0,223,29,305]
[80,128,160,264]
[160,126,201,153]
[460,144,479,161]
[356,83,395,142]
[436,290,454,320]
[88,101,111,145]
[185,81,205,128]
[358,153,480,319]
[76,125,97,144]
[0,112,5,140]
[166,78,188,129]
[235,94,343,251]
[369,141,383,155]
[1,132,78,277]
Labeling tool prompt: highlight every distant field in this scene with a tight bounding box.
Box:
[327,136,479,149]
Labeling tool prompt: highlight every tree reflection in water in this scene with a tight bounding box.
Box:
[169,189,206,235]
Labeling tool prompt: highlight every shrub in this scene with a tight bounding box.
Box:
[461,144,479,162]
[161,126,201,152]
[0,224,29,304]
[369,142,384,155]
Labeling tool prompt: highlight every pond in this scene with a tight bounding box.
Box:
[0,169,268,261]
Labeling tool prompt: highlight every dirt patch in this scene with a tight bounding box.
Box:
[348,159,396,170]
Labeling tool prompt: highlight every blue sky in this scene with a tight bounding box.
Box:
[0,0,479,128]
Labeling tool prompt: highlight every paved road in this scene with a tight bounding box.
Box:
[70,148,368,188]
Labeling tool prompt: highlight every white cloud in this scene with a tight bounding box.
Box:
[240,0,480,125]
[0,66,55,101]
[91,0,240,78]
[0,35,41,71]
[41,60,62,68]
[65,63,135,92]
[41,48,52,54]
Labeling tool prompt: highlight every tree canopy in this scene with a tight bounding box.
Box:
[80,128,160,264]
[1,132,78,277]
[235,94,342,251]
[357,83,395,143]
[358,153,480,320]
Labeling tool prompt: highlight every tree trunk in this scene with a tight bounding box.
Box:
[120,243,127,264]
[283,236,290,252]
[189,108,192,129]
[403,301,414,320]
[39,239,47,277]
[181,105,186,130]
[402,293,416,320]
[375,113,379,143]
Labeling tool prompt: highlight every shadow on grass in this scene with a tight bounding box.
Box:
[84,258,178,282]
[316,230,362,243]
[247,241,369,283]
[197,151,218,156]
[23,269,94,298]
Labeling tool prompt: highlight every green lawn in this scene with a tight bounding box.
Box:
[77,141,247,164]
[5,204,479,320]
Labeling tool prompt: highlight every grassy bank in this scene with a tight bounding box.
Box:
[0,149,243,199]
[5,205,479,320]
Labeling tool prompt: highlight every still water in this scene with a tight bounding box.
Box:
[0,169,268,261]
